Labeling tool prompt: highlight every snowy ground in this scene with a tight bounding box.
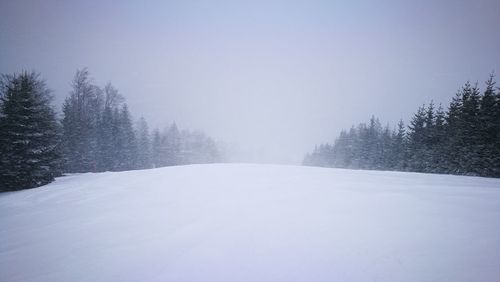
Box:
[1,164,500,282]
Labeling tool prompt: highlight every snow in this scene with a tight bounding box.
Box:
[1,164,500,282]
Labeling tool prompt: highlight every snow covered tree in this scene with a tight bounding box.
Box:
[0,72,61,191]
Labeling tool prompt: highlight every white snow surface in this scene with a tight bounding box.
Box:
[1,164,500,282]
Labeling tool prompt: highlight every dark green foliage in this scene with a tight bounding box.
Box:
[304,75,500,178]
[1,68,223,191]
[0,72,61,191]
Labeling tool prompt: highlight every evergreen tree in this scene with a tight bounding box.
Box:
[461,82,482,175]
[112,105,138,171]
[304,75,499,178]
[433,105,447,172]
[445,90,464,174]
[356,123,370,169]
[0,72,61,191]
[367,116,382,168]
[332,130,351,167]
[379,125,392,169]
[407,105,426,172]
[151,129,163,168]
[476,74,499,176]
[164,123,181,166]
[421,101,436,172]
[96,105,115,171]
[391,120,406,170]
[136,117,152,169]
[347,126,360,168]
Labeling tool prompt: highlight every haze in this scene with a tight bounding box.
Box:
[1,0,499,163]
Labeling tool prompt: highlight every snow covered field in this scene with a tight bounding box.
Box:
[1,164,500,282]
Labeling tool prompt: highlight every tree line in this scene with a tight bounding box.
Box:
[1,69,222,192]
[303,75,500,178]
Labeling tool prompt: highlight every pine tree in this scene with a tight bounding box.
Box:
[445,90,464,174]
[356,123,370,169]
[367,116,382,168]
[494,80,500,176]
[433,105,447,173]
[96,105,115,171]
[136,117,152,169]
[112,105,138,171]
[332,130,350,167]
[304,75,499,178]
[151,129,163,168]
[391,120,406,170]
[0,72,61,191]
[164,122,181,166]
[460,82,482,175]
[406,105,426,171]
[422,101,436,172]
[347,126,360,168]
[476,74,499,176]
[379,125,392,170]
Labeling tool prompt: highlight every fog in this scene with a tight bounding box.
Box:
[1,0,499,164]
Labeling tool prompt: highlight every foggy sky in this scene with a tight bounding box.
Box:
[1,0,499,164]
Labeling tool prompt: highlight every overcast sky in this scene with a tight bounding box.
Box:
[1,0,499,163]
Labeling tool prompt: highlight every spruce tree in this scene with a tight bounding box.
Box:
[164,123,181,166]
[136,117,152,169]
[422,102,436,172]
[379,125,393,170]
[151,129,163,168]
[477,74,499,176]
[96,105,115,171]
[463,82,482,175]
[392,120,406,170]
[445,90,464,174]
[406,105,426,171]
[112,105,138,171]
[433,105,447,173]
[0,72,61,191]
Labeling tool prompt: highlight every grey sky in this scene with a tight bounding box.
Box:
[1,0,499,163]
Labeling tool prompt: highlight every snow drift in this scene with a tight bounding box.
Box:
[1,164,500,282]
